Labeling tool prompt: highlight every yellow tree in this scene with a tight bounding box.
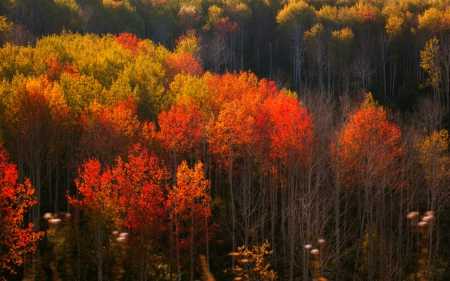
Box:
[167,161,211,281]
[416,129,450,213]
[415,129,450,280]
[235,240,277,281]
[419,7,450,113]
[331,27,354,95]
[421,38,442,97]
[304,23,327,94]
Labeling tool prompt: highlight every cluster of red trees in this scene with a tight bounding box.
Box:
[69,144,211,281]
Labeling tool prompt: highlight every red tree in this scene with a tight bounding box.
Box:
[69,159,121,281]
[157,100,204,173]
[260,93,315,280]
[116,144,169,280]
[265,94,315,166]
[70,144,171,280]
[0,145,43,274]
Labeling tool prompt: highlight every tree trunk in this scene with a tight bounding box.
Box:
[97,221,103,281]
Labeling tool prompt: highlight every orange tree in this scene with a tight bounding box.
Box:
[332,93,402,280]
[333,94,402,189]
[78,97,140,166]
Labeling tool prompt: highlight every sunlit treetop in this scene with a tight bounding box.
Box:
[333,93,402,188]
[276,1,316,37]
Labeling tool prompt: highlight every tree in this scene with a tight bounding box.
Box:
[421,37,441,95]
[116,144,169,281]
[304,23,328,94]
[164,51,203,82]
[2,75,70,231]
[334,94,402,187]
[0,145,43,276]
[276,1,316,91]
[206,99,248,269]
[59,73,104,115]
[264,93,315,281]
[416,129,450,213]
[419,7,450,113]
[114,32,145,56]
[415,129,450,280]
[208,16,238,73]
[177,5,200,34]
[225,3,251,71]
[157,100,204,176]
[383,2,413,98]
[330,27,354,95]
[44,53,80,82]
[202,72,284,276]
[203,71,264,115]
[332,93,402,281]
[167,161,211,281]
[168,73,210,107]
[70,143,172,281]
[174,30,201,59]
[149,2,176,47]
[101,0,144,37]
[69,159,122,281]
[0,17,11,44]
[124,52,169,119]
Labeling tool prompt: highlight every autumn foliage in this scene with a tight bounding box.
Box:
[44,54,80,82]
[168,161,211,273]
[265,94,315,165]
[113,32,146,56]
[164,52,203,81]
[0,146,42,274]
[333,94,402,188]
[69,144,210,279]
[118,144,169,243]
[70,159,121,227]
[157,100,204,165]
[2,29,450,280]
[78,98,140,165]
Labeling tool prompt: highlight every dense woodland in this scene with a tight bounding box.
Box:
[0,0,450,280]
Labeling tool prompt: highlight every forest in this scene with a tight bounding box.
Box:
[0,0,450,280]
